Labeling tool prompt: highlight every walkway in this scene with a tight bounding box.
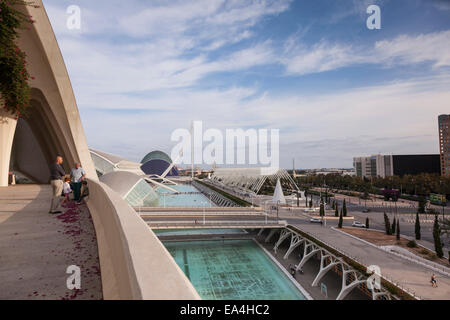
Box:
[0,185,102,300]
[286,220,450,300]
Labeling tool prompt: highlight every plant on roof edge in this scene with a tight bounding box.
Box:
[0,0,39,118]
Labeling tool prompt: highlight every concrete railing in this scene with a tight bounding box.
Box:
[86,179,200,300]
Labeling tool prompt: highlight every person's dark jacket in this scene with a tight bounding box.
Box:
[50,163,66,180]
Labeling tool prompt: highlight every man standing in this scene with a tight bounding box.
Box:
[49,156,65,214]
[70,163,86,204]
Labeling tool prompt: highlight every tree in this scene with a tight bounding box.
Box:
[365,217,369,229]
[338,210,343,229]
[335,203,339,217]
[433,214,444,258]
[309,199,313,208]
[391,217,396,234]
[396,220,400,241]
[332,201,335,210]
[440,218,450,237]
[320,201,325,217]
[418,196,426,214]
[343,199,347,217]
[415,212,421,240]
[384,212,392,235]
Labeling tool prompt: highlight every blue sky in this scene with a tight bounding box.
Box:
[42,0,450,168]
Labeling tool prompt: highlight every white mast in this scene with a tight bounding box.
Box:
[190,121,194,179]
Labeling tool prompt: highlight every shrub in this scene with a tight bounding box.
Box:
[0,0,35,116]
[407,240,417,248]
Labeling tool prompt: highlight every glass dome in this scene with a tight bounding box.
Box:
[141,150,172,165]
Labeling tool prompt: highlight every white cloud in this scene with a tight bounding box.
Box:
[282,30,450,75]
[81,74,450,167]
[40,1,450,168]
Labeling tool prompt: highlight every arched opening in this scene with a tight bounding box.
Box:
[10,89,72,184]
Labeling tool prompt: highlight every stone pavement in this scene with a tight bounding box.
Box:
[0,185,102,300]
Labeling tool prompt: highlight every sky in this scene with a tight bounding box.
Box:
[41,0,450,169]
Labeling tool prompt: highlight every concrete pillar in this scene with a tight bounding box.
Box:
[0,109,17,187]
[283,234,305,260]
[265,229,278,243]
[336,269,365,300]
[312,252,341,287]
[273,229,291,253]
[296,241,320,271]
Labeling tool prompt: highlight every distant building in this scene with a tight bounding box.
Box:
[353,154,440,178]
[308,168,355,176]
[439,114,450,176]
[140,150,179,177]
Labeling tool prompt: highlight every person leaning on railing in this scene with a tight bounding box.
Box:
[70,163,86,205]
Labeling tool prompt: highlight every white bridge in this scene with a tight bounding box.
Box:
[262,226,392,300]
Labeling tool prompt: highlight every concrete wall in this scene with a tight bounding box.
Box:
[0,109,17,187]
[87,179,200,300]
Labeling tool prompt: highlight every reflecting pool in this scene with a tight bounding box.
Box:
[154,228,247,236]
[164,240,306,300]
[156,184,216,207]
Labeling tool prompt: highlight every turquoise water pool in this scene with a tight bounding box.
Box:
[164,240,306,300]
[154,228,247,236]
[156,184,216,207]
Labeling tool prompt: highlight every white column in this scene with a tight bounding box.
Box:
[0,108,17,187]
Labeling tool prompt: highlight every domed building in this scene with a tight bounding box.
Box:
[140,150,179,177]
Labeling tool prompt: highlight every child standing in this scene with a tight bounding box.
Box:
[61,177,72,207]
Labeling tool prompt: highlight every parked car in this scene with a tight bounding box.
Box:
[352,221,366,228]
[310,218,323,224]
[362,208,371,213]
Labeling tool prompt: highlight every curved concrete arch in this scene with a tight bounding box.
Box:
[11,89,77,183]
[13,1,96,180]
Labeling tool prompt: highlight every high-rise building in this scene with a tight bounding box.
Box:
[353,154,440,178]
[439,114,450,176]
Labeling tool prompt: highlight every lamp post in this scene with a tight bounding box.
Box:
[202,201,206,225]
[276,200,280,222]
[440,180,445,221]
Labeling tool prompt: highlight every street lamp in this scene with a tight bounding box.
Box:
[276,200,280,222]
[202,201,207,225]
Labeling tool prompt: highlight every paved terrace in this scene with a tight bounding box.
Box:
[0,185,102,300]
